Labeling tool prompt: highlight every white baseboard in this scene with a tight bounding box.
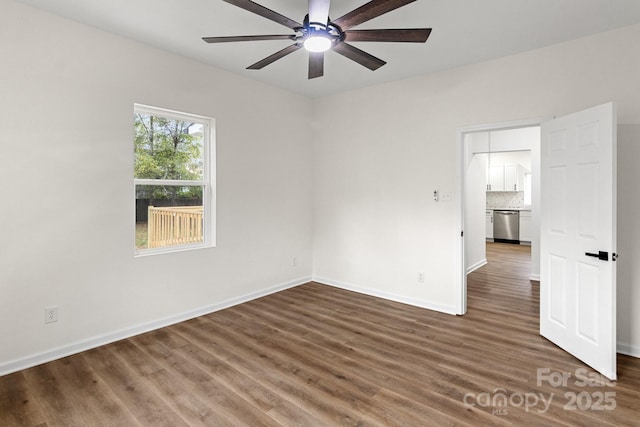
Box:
[617,342,640,358]
[0,276,311,377]
[466,259,487,275]
[313,276,458,315]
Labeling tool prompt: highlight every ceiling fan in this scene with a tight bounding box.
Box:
[203,0,432,79]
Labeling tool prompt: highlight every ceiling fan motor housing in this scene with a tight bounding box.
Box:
[300,15,344,50]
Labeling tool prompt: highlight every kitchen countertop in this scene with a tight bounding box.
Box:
[486,207,531,211]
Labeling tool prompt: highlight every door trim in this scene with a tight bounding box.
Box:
[455,117,547,315]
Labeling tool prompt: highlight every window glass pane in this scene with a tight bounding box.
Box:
[135,185,204,250]
[134,112,204,181]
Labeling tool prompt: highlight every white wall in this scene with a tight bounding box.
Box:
[312,23,640,353]
[464,137,488,273]
[0,1,313,373]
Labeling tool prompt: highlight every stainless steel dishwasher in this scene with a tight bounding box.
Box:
[493,210,520,243]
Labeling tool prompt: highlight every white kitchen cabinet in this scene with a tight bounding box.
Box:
[519,210,532,242]
[504,164,526,191]
[487,165,504,191]
[488,163,528,191]
[486,210,493,239]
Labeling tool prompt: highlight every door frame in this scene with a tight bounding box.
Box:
[455,117,547,315]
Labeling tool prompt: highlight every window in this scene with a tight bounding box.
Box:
[134,104,214,255]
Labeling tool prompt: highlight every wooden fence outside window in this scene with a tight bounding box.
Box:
[147,206,204,248]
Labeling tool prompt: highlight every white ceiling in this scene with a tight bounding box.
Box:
[17,0,640,98]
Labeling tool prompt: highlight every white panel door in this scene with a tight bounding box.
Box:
[540,103,617,380]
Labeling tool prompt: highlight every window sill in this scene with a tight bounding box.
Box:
[134,242,214,258]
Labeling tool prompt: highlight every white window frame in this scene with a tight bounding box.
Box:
[133,104,216,256]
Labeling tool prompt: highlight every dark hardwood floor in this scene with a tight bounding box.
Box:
[2,242,639,426]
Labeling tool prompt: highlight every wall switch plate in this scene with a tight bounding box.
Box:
[45,306,58,324]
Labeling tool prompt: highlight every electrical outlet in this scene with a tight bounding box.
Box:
[417,272,425,283]
[45,306,58,324]
[292,256,297,267]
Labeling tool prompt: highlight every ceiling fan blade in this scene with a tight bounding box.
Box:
[308,51,324,79]
[203,34,296,43]
[246,44,302,70]
[333,0,416,30]
[332,42,386,71]
[223,0,302,30]
[309,0,331,25]
[344,28,431,43]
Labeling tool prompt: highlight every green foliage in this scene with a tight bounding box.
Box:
[134,112,204,200]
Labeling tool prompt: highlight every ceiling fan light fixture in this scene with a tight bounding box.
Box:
[303,35,332,52]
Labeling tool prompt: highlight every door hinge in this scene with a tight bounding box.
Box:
[461,230,464,237]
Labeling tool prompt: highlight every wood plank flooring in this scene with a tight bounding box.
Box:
[2,242,640,426]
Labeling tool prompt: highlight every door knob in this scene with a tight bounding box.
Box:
[585,251,609,261]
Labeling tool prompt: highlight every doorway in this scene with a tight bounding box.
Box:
[455,118,543,315]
